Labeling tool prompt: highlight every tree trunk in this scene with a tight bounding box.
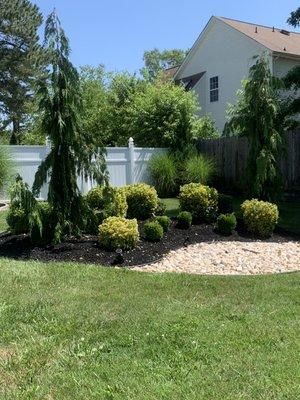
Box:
[10,119,20,145]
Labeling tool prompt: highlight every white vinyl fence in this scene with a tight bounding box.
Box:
[2,138,166,200]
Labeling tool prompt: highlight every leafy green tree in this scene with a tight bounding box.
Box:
[78,68,145,147]
[127,80,200,150]
[33,11,107,243]
[287,7,300,27]
[78,68,218,149]
[227,56,285,200]
[191,115,219,140]
[141,48,187,81]
[0,0,45,144]
[79,65,108,146]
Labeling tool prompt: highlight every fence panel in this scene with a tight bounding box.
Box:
[1,139,166,201]
[198,130,300,190]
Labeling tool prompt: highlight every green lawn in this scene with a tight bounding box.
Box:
[0,260,298,399]
[161,197,300,235]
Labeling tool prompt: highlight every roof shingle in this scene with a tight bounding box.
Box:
[218,17,300,57]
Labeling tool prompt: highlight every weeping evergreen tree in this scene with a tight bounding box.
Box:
[33,10,108,243]
[227,56,285,200]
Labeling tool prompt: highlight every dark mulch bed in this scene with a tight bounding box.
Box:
[0,221,221,267]
[0,220,297,267]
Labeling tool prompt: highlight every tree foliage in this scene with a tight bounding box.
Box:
[284,8,300,116]
[141,48,187,81]
[227,56,285,200]
[0,0,45,144]
[78,68,146,146]
[78,68,218,149]
[287,7,300,27]
[126,80,200,149]
[33,11,107,243]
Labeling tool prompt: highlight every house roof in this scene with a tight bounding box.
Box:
[175,71,206,89]
[163,65,180,79]
[218,17,300,57]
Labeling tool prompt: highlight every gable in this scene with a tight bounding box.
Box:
[175,17,268,80]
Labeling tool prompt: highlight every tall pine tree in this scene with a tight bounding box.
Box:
[0,0,44,144]
[33,10,107,243]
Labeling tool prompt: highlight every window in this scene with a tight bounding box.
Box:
[210,76,219,102]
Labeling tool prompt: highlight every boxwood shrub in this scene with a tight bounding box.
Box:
[6,208,29,234]
[155,200,167,216]
[98,217,139,250]
[124,183,158,220]
[153,215,171,232]
[241,199,279,238]
[144,220,164,242]
[179,183,218,223]
[217,213,237,236]
[177,211,192,229]
[85,186,127,224]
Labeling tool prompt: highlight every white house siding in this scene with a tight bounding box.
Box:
[273,57,300,78]
[176,18,270,131]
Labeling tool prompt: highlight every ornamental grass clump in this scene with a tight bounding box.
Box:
[241,199,279,238]
[185,154,216,185]
[124,183,158,220]
[98,217,139,250]
[148,153,177,197]
[179,183,218,223]
[217,213,237,236]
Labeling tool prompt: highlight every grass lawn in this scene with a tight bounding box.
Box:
[161,197,300,235]
[0,259,299,399]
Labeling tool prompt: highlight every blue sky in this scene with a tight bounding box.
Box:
[33,0,299,73]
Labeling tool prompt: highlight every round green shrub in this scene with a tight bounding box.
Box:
[153,215,171,232]
[86,186,104,209]
[177,211,192,229]
[241,199,279,238]
[124,183,158,220]
[155,200,167,216]
[217,213,237,236]
[218,194,234,214]
[6,208,29,234]
[144,220,164,242]
[86,186,127,218]
[98,217,139,250]
[179,183,218,223]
